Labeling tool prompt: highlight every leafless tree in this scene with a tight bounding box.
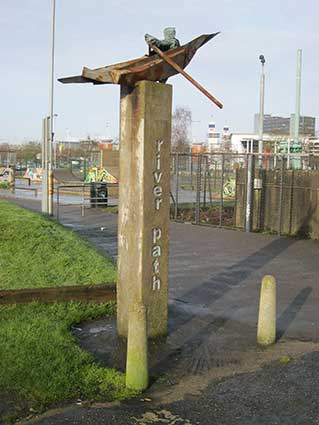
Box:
[79,137,99,160]
[16,142,41,164]
[171,106,192,153]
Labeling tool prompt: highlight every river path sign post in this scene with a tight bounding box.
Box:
[59,31,223,338]
[117,81,172,337]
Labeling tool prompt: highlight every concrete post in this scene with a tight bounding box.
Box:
[117,81,172,338]
[257,275,277,346]
[9,168,15,193]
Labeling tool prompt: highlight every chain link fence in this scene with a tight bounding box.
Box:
[170,152,319,239]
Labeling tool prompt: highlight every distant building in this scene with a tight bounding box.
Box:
[222,125,230,136]
[307,137,319,155]
[0,143,17,166]
[230,133,279,153]
[208,122,216,137]
[230,133,259,153]
[55,134,103,165]
[290,114,316,137]
[207,122,221,152]
[254,114,290,135]
[56,136,81,151]
[221,125,231,151]
[254,113,316,137]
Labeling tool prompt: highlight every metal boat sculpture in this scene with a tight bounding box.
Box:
[58,33,219,87]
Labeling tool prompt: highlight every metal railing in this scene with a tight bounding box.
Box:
[14,186,38,197]
[170,152,319,238]
[15,176,31,186]
[56,182,118,221]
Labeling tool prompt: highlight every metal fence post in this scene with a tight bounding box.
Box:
[56,185,60,222]
[203,155,208,208]
[287,144,291,170]
[245,154,255,232]
[81,184,85,217]
[190,153,193,188]
[174,153,179,220]
[208,155,213,207]
[278,156,284,237]
[195,153,202,224]
[219,154,225,227]
[214,161,217,191]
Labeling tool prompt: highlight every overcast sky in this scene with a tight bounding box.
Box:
[0,0,317,144]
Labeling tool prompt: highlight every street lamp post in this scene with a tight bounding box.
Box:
[258,55,265,155]
[42,0,56,215]
[48,0,56,216]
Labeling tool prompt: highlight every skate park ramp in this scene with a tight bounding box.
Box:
[103,166,118,181]
[53,169,83,184]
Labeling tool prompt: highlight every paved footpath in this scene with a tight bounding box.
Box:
[3,196,319,425]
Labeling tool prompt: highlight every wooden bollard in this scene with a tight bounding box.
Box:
[257,275,276,346]
[126,302,148,391]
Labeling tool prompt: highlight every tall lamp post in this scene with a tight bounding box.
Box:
[42,0,56,215]
[258,54,265,155]
[45,0,55,215]
[48,0,56,215]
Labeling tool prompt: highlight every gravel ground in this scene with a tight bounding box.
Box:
[23,352,319,425]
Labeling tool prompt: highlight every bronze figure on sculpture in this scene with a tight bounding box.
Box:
[144,27,180,53]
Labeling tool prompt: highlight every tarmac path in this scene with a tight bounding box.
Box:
[2,197,319,425]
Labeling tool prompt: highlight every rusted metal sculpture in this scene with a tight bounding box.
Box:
[58,31,222,108]
[58,30,224,344]
[146,38,223,108]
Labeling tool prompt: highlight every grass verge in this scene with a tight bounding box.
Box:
[0,199,116,289]
[0,200,133,423]
[0,302,135,423]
